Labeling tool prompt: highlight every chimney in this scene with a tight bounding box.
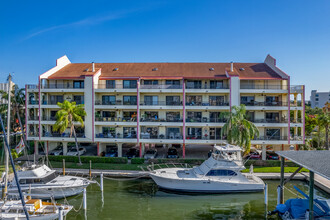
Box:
[92,62,95,72]
[230,62,234,72]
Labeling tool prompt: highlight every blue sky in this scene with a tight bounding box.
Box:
[0,0,329,98]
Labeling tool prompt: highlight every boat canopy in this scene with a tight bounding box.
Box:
[16,165,55,179]
[214,144,242,152]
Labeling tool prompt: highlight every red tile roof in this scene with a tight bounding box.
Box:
[47,62,283,80]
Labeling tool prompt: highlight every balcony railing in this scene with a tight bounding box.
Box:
[28,116,39,121]
[95,84,137,89]
[140,101,183,106]
[250,118,288,123]
[240,85,288,90]
[186,102,229,106]
[27,84,38,89]
[186,117,227,123]
[186,85,229,89]
[241,101,288,106]
[290,136,303,141]
[95,133,137,139]
[290,118,302,123]
[44,132,86,138]
[41,101,61,105]
[290,101,302,107]
[95,117,137,122]
[254,136,288,141]
[140,84,182,89]
[28,100,39,105]
[28,132,39,137]
[95,100,137,105]
[141,118,183,122]
[290,85,303,93]
[140,134,183,139]
[41,84,84,89]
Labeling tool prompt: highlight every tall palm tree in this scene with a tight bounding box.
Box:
[53,100,86,165]
[221,105,259,154]
[317,112,330,150]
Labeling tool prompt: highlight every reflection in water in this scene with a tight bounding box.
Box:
[63,179,329,220]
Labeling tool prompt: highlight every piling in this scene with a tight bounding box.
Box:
[27,184,31,200]
[264,184,268,205]
[62,159,65,176]
[100,173,104,192]
[83,188,87,210]
[58,207,63,220]
[89,160,92,179]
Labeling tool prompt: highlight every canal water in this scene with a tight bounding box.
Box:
[64,179,329,220]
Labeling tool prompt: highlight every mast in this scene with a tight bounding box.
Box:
[3,74,11,198]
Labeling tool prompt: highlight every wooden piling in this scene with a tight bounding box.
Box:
[89,160,92,179]
[62,159,65,176]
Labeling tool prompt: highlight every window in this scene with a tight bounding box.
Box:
[166,96,180,105]
[73,95,84,104]
[144,96,158,105]
[123,96,137,105]
[210,112,226,122]
[123,127,136,138]
[265,96,280,105]
[209,96,224,106]
[186,96,202,105]
[166,112,180,122]
[316,94,319,97]
[102,96,116,105]
[246,111,255,121]
[123,80,137,89]
[50,111,57,120]
[266,128,280,140]
[167,127,181,139]
[49,95,63,104]
[165,80,180,89]
[102,111,115,118]
[73,81,84,88]
[315,98,319,101]
[206,169,237,176]
[144,80,158,85]
[187,127,202,139]
[187,112,202,122]
[102,127,116,138]
[265,112,279,123]
[123,111,137,121]
[186,80,202,89]
[209,128,221,140]
[241,96,254,105]
[210,80,224,89]
[106,80,115,89]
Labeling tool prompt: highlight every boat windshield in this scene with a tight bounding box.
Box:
[18,172,58,185]
[212,150,241,161]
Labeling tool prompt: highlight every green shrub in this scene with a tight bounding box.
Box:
[148,158,204,165]
[48,155,127,164]
[131,158,145,164]
[245,160,298,167]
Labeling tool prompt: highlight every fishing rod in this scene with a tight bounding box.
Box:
[0,112,30,219]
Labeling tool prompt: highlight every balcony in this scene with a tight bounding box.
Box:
[27,84,38,89]
[290,101,303,107]
[95,133,137,139]
[186,85,229,89]
[140,84,182,89]
[28,116,39,121]
[140,133,183,140]
[185,102,229,106]
[140,101,183,106]
[240,85,288,90]
[44,132,86,138]
[95,100,137,106]
[28,100,39,105]
[290,118,302,123]
[28,132,39,137]
[41,84,84,89]
[290,85,303,94]
[141,118,183,122]
[186,117,227,123]
[95,117,137,122]
[251,118,288,123]
[241,101,288,106]
[255,136,288,141]
[95,84,137,89]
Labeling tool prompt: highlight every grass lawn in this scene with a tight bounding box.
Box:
[49,162,308,173]
[241,166,309,173]
[49,161,143,171]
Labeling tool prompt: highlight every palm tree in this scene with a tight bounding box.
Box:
[53,100,86,165]
[317,112,330,150]
[221,105,259,154]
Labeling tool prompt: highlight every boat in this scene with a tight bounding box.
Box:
[149,144,265,193]
[269,186,330,219]
[0,198,73,219]
[1,164,93,199]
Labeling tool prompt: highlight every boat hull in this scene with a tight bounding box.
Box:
[150,173,264,193]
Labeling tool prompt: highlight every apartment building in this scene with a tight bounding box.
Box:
[310,90,330,108]
[25,55,305,158]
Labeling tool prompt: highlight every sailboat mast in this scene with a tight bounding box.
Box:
[3,74,12,197]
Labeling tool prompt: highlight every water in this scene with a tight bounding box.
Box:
[64,179,329,220]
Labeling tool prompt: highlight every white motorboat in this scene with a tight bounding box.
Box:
[149,144,265,193]
[0,198,72,219]
[1,164,92,199]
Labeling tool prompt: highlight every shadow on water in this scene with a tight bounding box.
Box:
[64,179,329,220]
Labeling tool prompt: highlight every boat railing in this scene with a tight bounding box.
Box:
[144,163,193,172]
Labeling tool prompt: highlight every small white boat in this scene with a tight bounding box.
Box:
[0,198,72,219]
[1,164,92,199]
[149,144,265,193]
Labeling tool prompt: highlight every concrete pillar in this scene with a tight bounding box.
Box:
[230,77,240,107]
[293,94,297,105]
[117,143,122,157]
[63,142,68,156]
[262,145,267,161]
[84,76,94,141]
[34,141,39,155]
[294,110,298,123]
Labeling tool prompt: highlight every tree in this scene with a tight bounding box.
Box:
[221,105,259,154]
[53,100,86,165]
[317,112,330,150]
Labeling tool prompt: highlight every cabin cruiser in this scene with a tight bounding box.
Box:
[1,164,92,199]
[0,198,72,219]
[149,144,265,193]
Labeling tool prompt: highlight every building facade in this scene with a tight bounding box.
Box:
[0,82,15,104]
[310,90,330,108]
[25,55,305,158]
